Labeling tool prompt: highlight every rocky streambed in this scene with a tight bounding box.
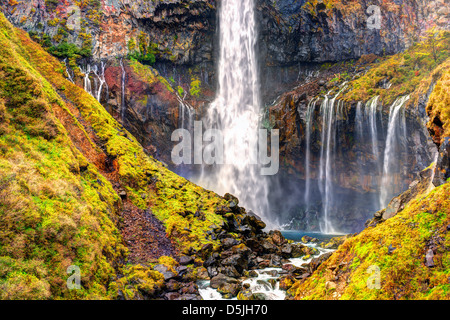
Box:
[196,232,345,301]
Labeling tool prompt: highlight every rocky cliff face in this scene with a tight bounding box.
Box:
[1,0,448,230]
[2,0,216,63]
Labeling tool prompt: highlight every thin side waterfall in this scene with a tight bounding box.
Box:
[63,58,74,83]
[367,96,380,161]
[197,0,271,225]
[303,98,317,209]
[177,94,194,132]
[82,64,92,95]
[93,61,107,102]
[318,87,346,234]
[380,95,410,208]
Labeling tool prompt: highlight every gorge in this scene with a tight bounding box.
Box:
[0,0,450,301]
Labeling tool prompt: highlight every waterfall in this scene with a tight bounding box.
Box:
[317,86,347,234]
[196,0,271,225]
[81,64,92,96]
[177,93,194,132]
[120,59,126,123]
[380,95,410,208]
[367,96,380,161]
[63,58,74,83]
[92,61,107,102]
[303,98,317,209]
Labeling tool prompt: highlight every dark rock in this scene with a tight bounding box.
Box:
[179,282,199,295]
[308,252,333,273]
[210,273,239,289]
[217,266,241,278]
[221,254,248,273]
[165,279,181,292]
[119,190,127,199]
[200,243,214,258]
[165,292,180,300]
[245,211,266,230]
[388,244,396,255]
[203,254,218,268]
[248,270,258,278]
[237,289,265,300]
[206,266,219,278]
[215,205,233,216]
[271,230,287,246]
[153,264,176,280]
[246,238,263,252]
[261,240,277,253]
[221,237,239,248]
[269,254,282,267]
[211,273,241,297]
[179,255,194,266]
[425,249,435,268]
[291,243,307,258]
[224,193,239,205]
[281,243,293,256]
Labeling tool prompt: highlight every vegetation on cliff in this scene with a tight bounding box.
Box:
[0,12,226,299]
[342,29,450,107]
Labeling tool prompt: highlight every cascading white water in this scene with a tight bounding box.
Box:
[92,61,107,102]
[82,64,92,95]
[197,0,271,225]
[317,87,346,234]
[303,98,317,211]
[63,58,74,83]
[367,96,380,162]
[380,95,410,208]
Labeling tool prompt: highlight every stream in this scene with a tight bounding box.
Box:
[198,231,337,300]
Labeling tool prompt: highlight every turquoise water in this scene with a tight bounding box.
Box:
[281,230,344,242]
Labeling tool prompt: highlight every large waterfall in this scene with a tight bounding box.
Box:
[196,0,271,225]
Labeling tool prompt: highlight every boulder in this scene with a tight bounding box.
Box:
[271,230,287,246]
[153,264,177,280]
[245,211,267,230]
[221,237,240,248]
[425,249,435,268]
[261,240,277,253]
[221,254,248,273]
[179,255,194,265]
[237,289,266,301]
[281,243,293,256]
[210,273,239,289]
[211,274,241,297]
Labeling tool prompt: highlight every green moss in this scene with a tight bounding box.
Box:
[294,182,450,300]
[110,264,165,300]
[342,31,450,106]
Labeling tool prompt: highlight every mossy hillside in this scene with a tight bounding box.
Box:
[427,66,450,142]
[293,182,450,300]
[341,30,450,107]
[1,13,226,265]
[0,14,127,299]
